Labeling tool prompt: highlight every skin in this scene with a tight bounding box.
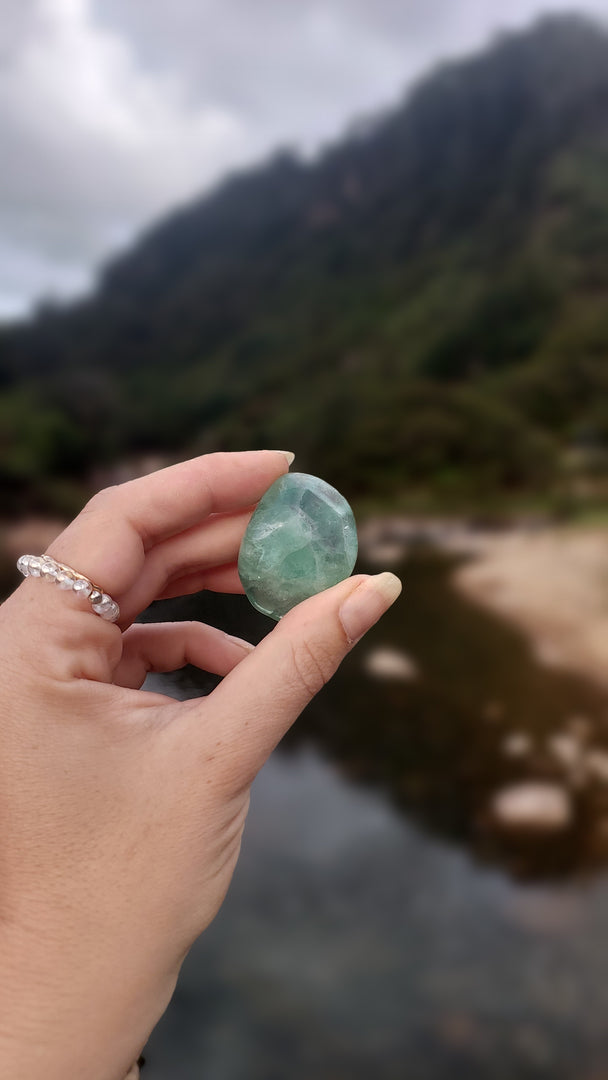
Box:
[0,451,402,1080]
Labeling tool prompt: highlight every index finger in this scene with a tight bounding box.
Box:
[46,451,293,599]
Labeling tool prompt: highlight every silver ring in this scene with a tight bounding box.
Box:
[17,555,120,623]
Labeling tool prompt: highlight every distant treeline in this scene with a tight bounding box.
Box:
[2,14,608,514]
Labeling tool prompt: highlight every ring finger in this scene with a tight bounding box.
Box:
[118,509,252,625]
[113,621,255,689]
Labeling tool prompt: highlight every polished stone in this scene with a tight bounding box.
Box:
[238,472,358,620]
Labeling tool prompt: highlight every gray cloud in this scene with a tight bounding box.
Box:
[1,0,607,319]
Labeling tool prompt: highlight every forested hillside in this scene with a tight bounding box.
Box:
[2,14,608,513]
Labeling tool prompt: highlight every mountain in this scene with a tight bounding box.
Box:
[2,13,608,514]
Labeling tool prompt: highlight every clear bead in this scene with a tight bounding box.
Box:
[28,557,43,577]
[73,578,93,598]
[98,600,120,622]
[92,594,119,621]
[56,572,75,590]
[92,594,113,615]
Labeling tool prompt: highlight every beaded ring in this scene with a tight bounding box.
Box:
[17,554,120,623]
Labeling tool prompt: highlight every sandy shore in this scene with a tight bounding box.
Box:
[453,526,608,690]
[359,514,608,691]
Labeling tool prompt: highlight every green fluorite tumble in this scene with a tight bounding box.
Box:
[238,472,358,620]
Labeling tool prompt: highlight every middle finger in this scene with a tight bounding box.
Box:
[118,509,253,624]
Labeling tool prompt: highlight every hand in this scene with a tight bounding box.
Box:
[0,451,401,1080]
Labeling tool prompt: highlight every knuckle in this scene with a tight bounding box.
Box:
[82,485,118,515]
[290,637,336,699]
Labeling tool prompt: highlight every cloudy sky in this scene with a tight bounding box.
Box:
[1,0,607,321]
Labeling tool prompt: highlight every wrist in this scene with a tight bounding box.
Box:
[0,920,157,1080]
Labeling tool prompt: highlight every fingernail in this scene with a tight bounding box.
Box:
[224,633,255,653]
[270,450,295,466]
[339,572,402,644]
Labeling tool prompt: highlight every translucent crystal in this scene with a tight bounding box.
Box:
[100,600,120,622]
[56,572,75,590]
[238,472,358,620]
[73,578,93,598]
[91,595,119,621]
[92,594,116,618]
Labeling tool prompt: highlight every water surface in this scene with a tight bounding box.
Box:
[143,552,608,1077]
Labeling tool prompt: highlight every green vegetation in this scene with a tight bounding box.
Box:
[2,14,608,515]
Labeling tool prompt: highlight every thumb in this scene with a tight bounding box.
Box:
[189,572,402,785]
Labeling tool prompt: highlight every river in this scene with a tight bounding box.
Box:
[135,550,608,1078]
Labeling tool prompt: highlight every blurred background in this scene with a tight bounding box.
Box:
[4,1,608,1076]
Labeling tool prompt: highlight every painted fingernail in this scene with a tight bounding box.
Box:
[224,633,255,653]
[269,450,295,466]
[339,572,402,644]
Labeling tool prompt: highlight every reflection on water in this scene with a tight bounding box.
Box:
[141,551,608,1078]
[146,745,608,1079]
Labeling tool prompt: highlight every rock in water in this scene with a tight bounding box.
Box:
[238,472,358,620]
[364,647,419,681]
[490,782,572,833]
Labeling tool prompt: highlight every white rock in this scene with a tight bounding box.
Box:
[586,749,608,783]
[364,647,418,681]
[547,733,583,771]
[501,732,532,758]
[362,541,407,567]
[490,782,572,832]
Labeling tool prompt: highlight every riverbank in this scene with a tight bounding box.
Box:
[452,525,608,692]
[359,515,608,692]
